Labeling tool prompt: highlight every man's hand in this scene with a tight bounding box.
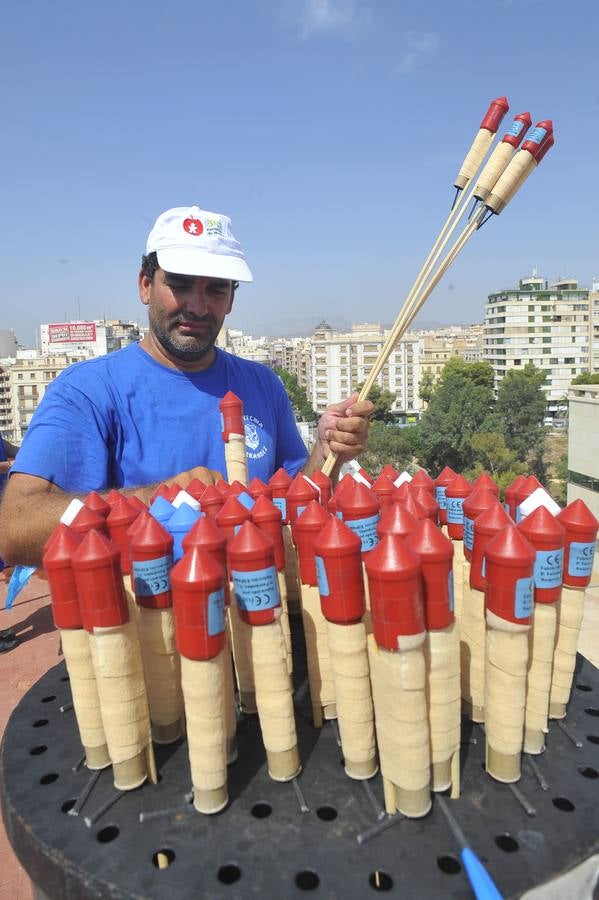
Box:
[166,465,223,491]
[316,393,374,463]
[0,460,13,475]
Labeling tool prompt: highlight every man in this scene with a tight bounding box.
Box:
[0,433,20,652]
[0,205,373,566]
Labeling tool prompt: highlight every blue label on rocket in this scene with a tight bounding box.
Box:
[446,496,465,525]
[346,514,380,553]
[435,486,447,510]
[463,516,475,551]
[133,554,172,597]
[232,566,280,612]
[567,542,595,578]
[515,576,534,618]
[534,549,564,589]
[315,555,330,597]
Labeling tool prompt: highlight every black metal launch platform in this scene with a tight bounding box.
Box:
[2,632,599,899]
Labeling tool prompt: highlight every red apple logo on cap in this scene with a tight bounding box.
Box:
[183,217,203,236]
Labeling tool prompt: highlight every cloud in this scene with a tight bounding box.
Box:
[290,0,372,38]
[396,30,441,73]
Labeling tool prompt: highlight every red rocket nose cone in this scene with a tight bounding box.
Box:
[398,494,427,521]
[474,501,511,534]
[183,514,226,549]
[492,96,510,109]
[215,479,231,497]
[216,495,251,526]
[557,499,599,535]
[186,478,208,501]
[171,545,223,586]
[247,477,271,499]
[535,119,553,132]
[405,518,453,562]
[72,528,119,565]
[294,500,330,532]
[445,474,472,497]
[485,523,536,567]
[228,519,274,557]
[251,494,282,523]
[365,533,421,577]
[338,481,379,516]
[372,473,395,496]
[105,489,125,507]
[107,496,139,528]
[518,505,565,543]
[435,466,457,486]
[269,467,292,490]
[462,486,498,520]
[287,473,319,502]
[380,464,400,482]
[83,491,111,518]
[516,112,532,126]
[410,469,435,490]
[313,515,361,556]
[71,505,106,534]
[43,523,81,566]
[378,503,418,539]
[310,469,331,489]
[472,472,500,497]
[131,513,173,550]
[505,474,526,495]
[220,390,242,406]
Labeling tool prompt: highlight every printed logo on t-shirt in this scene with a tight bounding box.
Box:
[244,415,268,461]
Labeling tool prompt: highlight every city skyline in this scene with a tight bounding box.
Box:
[2,1,598,345]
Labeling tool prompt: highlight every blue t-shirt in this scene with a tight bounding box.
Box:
[12,344,308,492]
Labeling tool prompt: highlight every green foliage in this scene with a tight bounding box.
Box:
[440,357,495,390]
[356,382,396,423]
[418,368,435,406]
[274,367,317,422]
[494,363,547,478]
[571,371,599,385]
[358,422,418,476]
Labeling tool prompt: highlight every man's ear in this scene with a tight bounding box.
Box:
[138,271,151,306]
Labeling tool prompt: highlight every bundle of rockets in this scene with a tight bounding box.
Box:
[43,389,598,819]
[40,97,586,823]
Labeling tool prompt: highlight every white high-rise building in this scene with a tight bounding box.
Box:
[484,274,598,412]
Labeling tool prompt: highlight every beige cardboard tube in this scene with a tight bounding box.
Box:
[524,602,558,754]
[454,128,495,190]
[460,574,486,722]
[326,620,377,780]
[300,583,337,727]
[277,570,293,675]
[245,620,300,781]
[90,621,155,790]
[368,635,431,818]
[137,607,184,744]
[485,149,536,214]
[425,622,461,793]
[224,434,249,486]
[227,591,256,713]
[60,629,110,770]
[549,587,585,719]
[452,543,465,623]
[473,140,515,201]
[181,652,228,814]
[484,614,530,783]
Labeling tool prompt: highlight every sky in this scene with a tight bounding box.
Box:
[2,0,598,346]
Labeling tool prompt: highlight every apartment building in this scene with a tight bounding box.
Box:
[10,352,85,439]
[484,274,597,411]
[309,321,420,416]
[0,363,16,442]
[418,325,484,383]
[567,382,599,518]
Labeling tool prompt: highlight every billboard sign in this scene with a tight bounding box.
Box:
[47,322,97,343]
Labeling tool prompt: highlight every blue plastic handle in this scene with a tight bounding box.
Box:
[461,848,504,900]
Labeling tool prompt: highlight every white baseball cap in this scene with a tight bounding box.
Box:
[146,205,253,282]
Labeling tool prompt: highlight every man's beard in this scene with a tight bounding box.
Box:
[149,308,218,363]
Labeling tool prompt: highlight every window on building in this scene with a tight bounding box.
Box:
[514,359,521,366]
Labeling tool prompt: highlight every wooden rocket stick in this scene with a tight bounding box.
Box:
[524,602,558,754]
[283,524,301,606]
[227,595,256,713]
[245,618,301,781]
[60,629,110,770]
[136,606,184,744]
[484,614,529,783]
[180,651,228,814]
[460,576,486,723]
[549,587,586,719]
[300,583,337,727]
[451,542,466,623]
[277,570,293,675]
[425,622,461,794]
[223,630,238,763]
[326,620,377,779]
[367,635,431,817]
[89,621,157,790]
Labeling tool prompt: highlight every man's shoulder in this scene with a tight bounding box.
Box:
[57,344,142,385]
[219,350,280,385]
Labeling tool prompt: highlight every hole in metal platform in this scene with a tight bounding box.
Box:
[97,825,119,844]
[29,745,47,756]
[33,719,49,728]
[576,683,592,692]
[40,773,59,785]
[295,870,320,890]
[586,735,599,745]
[251,802,272,819]
[152,848,175,869]
[369,870,393,891]
[61,675,70,682]
[41,695,56,703]
[437,855,462,875]
[585,708,599,717]
[316,805,338,821]
[552,797,575,812]
[578,766,599,779]
[218,864,241,884]
[495,834,519,852]
[61,799,77,814]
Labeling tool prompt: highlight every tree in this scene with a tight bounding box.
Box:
[356,382,396,424]
[572,371,599,385]
[494,362,547,477]
[274,368,317,422]
[358,422,418,476]
[417,366,495,473]
[418,368,435,406]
